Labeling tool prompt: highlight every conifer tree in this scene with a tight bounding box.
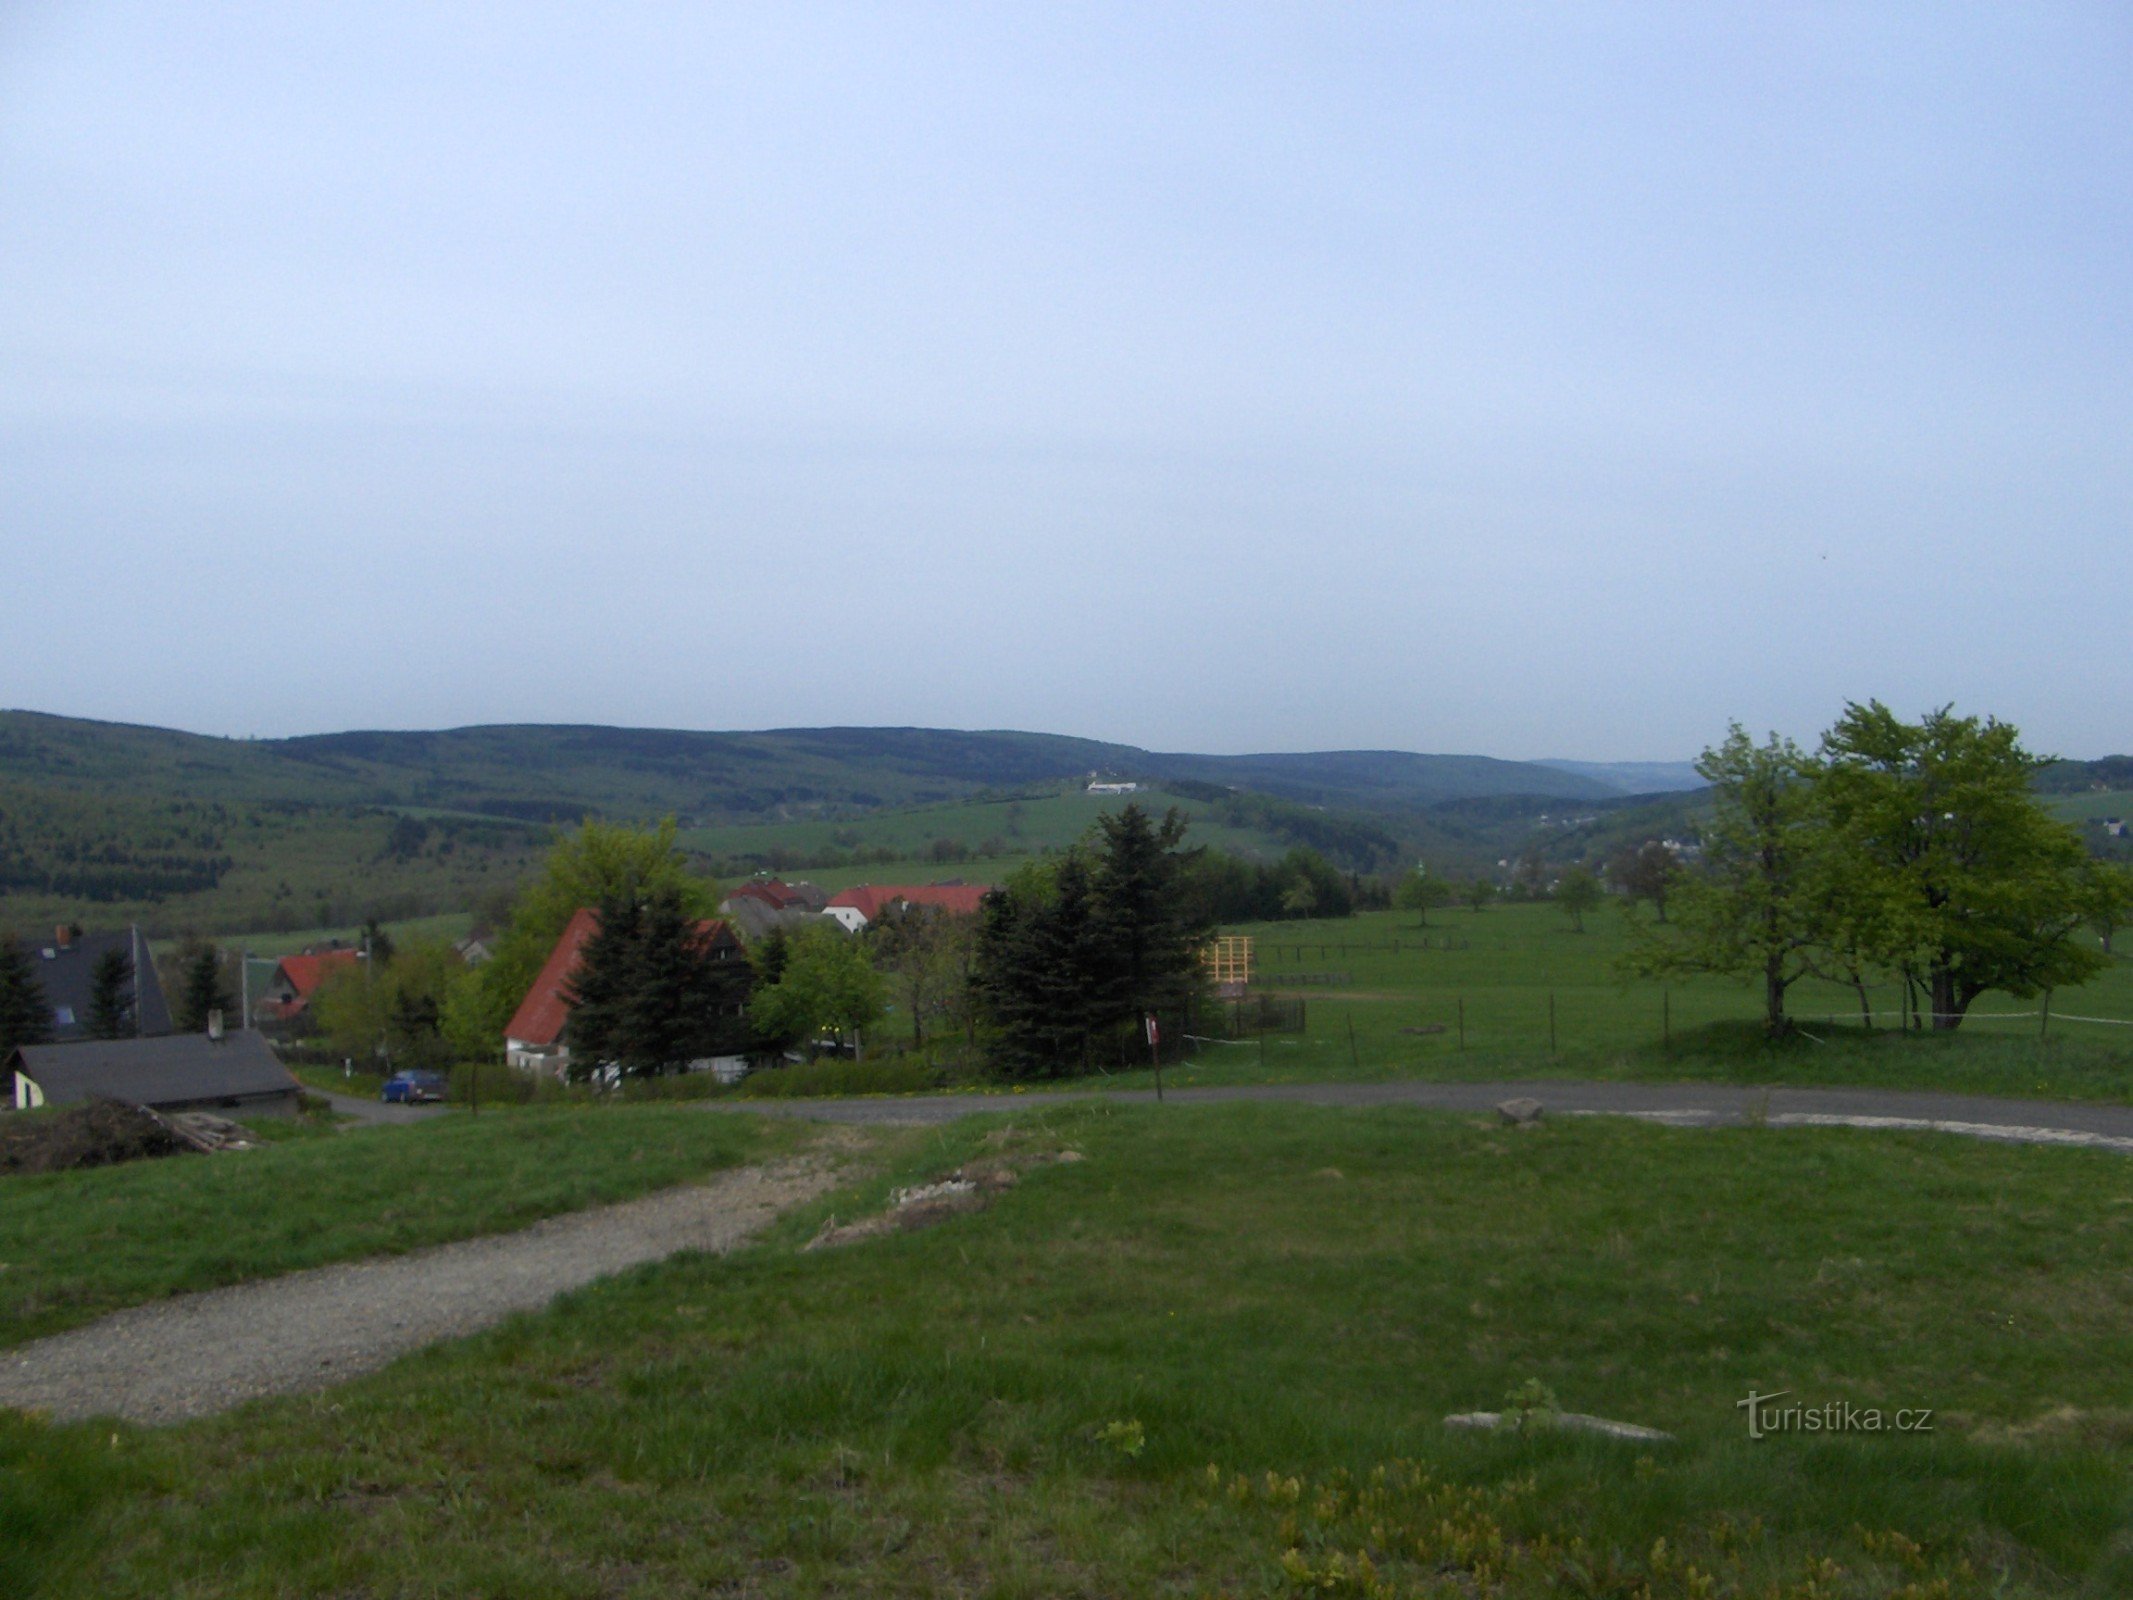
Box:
[565,888,752,1078]
[0,937,54,1059]
[88,947,134,1038]
[175,943,230,1033]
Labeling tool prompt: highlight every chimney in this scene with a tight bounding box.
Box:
[208,1009,225,1041]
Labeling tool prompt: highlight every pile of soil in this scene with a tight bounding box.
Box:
[0,1098,200,1176]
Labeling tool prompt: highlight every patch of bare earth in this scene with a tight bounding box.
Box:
[805,1127,1084,1250]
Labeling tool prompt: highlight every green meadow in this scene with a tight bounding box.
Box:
[7,1100,2133,1596]
[1098,902,2133,1104]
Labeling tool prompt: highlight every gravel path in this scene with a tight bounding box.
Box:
[707,1078,2133,1152]
[0,1151,846,1426]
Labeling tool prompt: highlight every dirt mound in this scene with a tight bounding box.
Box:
[0,1098,201,1176]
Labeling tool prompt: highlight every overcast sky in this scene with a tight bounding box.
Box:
[2,4,2127,760]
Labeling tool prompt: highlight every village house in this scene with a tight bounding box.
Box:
[7,925,171,1040]
[822,883,992,933]
[10,1028,303,1117]
[255,949,364,1025]
[504,907,747,1078]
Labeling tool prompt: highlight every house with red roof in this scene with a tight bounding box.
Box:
[256,950,364,1024]
[822,883,993,933]
[504,907,746,1076]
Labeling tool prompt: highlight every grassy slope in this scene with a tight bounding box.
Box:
[7,1101,2132,1595]
[0,1106,796,1347]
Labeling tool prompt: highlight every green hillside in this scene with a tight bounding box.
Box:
[0,711,1618,824]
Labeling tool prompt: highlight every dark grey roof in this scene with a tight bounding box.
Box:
[11,1031,299,1109]
[719,897,824,941]
[9,929,173,1041]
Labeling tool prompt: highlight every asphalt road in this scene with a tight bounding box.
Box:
[706,1078,2133,1154]
[315,1087,452,1126]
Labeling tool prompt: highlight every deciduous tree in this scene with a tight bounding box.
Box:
[1631,726,1825,1035]
[1554,865,1603,934]
[1395,871,1452,927]
[749,923,886,1061]
[2078,859,2133,957]
[1817,703,2103,1030]
[1605,841,1680,923]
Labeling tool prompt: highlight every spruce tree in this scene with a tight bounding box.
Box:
[175,943,230,1032]
[88,947,135,1038]
[0,936,54,1060]
[565,889,753,1079]
[1090,804,1204,1034]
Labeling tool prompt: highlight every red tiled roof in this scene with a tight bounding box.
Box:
[727,880,809,910]
[825,884,993,921]
[271,951,363,1006]
[503,908,743,1049]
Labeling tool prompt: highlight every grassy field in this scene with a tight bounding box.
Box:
[680,785,1289,884]
[6,1100,2132,1595]
[1077,902,2133,1104]
[2045,788,2133,823]
[148,910,476,963]
[0,1106,796,1347]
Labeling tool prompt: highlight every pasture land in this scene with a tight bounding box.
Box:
[1123,903,2133,1103]
[2044,788,2133,823]
[147,910,475,963]
[6,1101,2132,1595]
[680,785,1279,880]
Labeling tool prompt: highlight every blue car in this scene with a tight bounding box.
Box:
[381,1069,448,1104]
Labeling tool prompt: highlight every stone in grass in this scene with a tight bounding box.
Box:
[1445,1410,1675,1443]
[1496,1096,1545,1127]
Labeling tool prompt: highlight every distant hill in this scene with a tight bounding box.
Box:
[1532,759,1705,795]
[0,711,1617,822]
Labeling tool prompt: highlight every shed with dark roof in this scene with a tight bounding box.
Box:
[10,1031,303,1116]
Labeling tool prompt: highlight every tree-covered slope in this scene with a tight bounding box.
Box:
[0,711,1618,821]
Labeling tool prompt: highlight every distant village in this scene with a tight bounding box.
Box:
[4,877,997,1115]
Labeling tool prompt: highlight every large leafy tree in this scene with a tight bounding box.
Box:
[1554,865,1603,934]
[1394,870,1452,927]
[871,904,979,1050]
[1817,702,2102,1030]
[1606,841,1681,923]
[1631,725,1826,1035]
[2079,859,2133,957]
[317,940,466,1070]
[748,923,886,1062]
[564,887,753,1078]
[0,937,54,1059]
